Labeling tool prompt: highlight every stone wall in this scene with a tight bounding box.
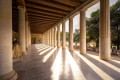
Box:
[31,33,43,44]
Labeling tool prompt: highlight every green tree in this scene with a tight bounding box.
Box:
[110,0,120,49]
[74,29,80,48]
[86,9,99,47]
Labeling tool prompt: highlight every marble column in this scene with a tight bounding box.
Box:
[42,34,43,44]
[99,0,111,60]
[69,17,74,51]
[25,21,29,49]
[62,21,66,49]
[57,24,61,48]
[52,28,54,46]
[49,30,51,46]
[80,9,86,54]
[18,6,26,55]
[0,0,17,79]
[47,31,49,45]
[54,27,57,47]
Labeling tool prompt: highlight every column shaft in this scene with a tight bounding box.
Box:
[80,10,86,54]
[57,25,61,48]
[18,6,26,54]
[49,30,51,46]
[54,27,57,47]
[69,17,74,51]
[62,21,66,49]
[52,28,54,46]
[0,0,17,79]
[25,21,29,49]
[99,0,111,60]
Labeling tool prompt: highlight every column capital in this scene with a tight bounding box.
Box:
[80,9,86,12]
[18,5,24,9]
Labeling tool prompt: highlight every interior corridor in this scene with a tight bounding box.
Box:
[14,44,120,80]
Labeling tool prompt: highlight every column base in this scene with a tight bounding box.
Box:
[0,70,17,80]
[23,52,27,55]
[13,57,23,63]
[99,37,111,61]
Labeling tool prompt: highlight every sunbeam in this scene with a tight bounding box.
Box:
[74,51,114,80]
[38,46,50,52]
[87,54,120,73]
[39,47,53,55]
[112,59,120,64]
[42,47,57,62]
[51,48,62,80]
[66,50,86,80]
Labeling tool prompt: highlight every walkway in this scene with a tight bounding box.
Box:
[14,44,120,80]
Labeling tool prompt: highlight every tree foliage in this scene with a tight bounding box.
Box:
[74,29,80,44]
[86,9,99,47]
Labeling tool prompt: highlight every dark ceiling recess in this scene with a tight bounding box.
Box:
[12,0,86,34]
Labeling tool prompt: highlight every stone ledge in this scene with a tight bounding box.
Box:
[0,70,17,80]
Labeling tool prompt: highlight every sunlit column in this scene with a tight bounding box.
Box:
[57,24,61,48]
[18,6,26,54]
[62,21,66,49]
[0,0,17,79]
[51,29,53,46]
[42,34,44,44]
[54,27,57,47]
[52,28,54,46]
[49,29,51,46]
[99,0,111,60]
[47,31,49,45]
[80,9,86,54]
[69,17,74,51]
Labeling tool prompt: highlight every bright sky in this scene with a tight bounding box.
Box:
[60,0,118,32]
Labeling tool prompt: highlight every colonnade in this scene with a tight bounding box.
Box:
[43,0,110,60]
[0,0,31,79]
[0,0,110,79]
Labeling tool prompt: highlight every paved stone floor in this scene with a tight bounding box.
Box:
[14,44,120,80]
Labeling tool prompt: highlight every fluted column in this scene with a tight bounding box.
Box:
[0,0,17,79]
[49,30,51,46]
[42,34,44,44]
[69,17,74,51]
[80,9,86,54]
[54,27,57,47]
[25,21,29,49]
[52,28,54,46]
[99,0,111,60]
[62,21,66,49]
[28,26,31,47]
[18,6,26,55]
[47,31,49,45]
[57,24,61,48]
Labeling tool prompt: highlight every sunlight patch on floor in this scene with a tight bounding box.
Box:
[74,51,114,80]
[42,47,57,62]
[39,47,53,55]
[51,48,63,80]
[38,46,50,52]
[87,54,120,73]
[66,50,86,80]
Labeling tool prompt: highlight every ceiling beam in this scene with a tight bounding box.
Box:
[27,12,63,18]
[27,0,73,11]
[26,1,69,14]
[54,0,81,7]
[28,16,60,20]
[26,8,65,17]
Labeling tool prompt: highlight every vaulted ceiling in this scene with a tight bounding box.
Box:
[12,0,88,34]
